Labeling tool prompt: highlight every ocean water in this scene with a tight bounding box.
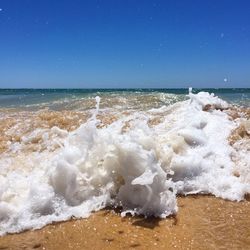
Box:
[0,88,249,235]
[0,88,250,110]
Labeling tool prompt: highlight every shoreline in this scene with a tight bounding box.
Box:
[1,195,250,249]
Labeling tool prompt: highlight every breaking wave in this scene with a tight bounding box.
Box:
[0,90,249,235]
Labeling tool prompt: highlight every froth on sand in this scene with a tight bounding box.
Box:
[0,196,250,249]
[0,90,250,249]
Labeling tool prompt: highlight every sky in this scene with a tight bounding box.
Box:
[0,0,250,88]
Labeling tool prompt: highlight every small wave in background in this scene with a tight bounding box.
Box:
[0,88,249,111]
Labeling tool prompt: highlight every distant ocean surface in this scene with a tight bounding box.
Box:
[0,88,249,110]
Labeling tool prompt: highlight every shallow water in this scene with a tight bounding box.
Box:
[0,88,249,236]
[0,88,250,110]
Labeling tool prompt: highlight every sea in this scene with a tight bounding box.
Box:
[0,88,250,110]
[0,88,249,235]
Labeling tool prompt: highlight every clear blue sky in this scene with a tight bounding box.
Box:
[0,0,250,88]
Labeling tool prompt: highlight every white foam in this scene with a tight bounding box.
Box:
[0,91,249,235]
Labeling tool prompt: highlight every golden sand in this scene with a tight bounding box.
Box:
[0,196,249,250]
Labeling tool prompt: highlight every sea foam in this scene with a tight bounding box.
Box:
[0,91,249,235]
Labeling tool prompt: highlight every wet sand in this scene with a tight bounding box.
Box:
[0,196,250,250]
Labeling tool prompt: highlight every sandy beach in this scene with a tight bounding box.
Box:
[1,195,250,250]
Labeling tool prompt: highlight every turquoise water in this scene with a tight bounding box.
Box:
[0,88,249,110]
